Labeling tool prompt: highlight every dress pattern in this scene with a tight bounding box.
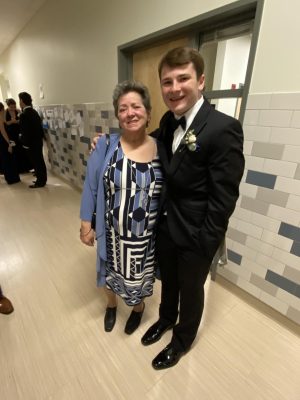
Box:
[103,142,163,306]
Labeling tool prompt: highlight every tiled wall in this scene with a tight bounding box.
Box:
[218,92,300,325]
[38,102,119,188]
[40,94,300,325]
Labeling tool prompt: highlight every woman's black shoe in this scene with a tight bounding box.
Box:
[124,303,145,335]
[104,307,117,332]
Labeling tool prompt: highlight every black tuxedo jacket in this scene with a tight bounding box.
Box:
[153,98,245,262]
[19,107,44,148]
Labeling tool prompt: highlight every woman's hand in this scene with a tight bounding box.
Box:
[80,221,95,246]
[7,144,13,154]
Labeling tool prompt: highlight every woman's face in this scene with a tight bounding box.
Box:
[117,91,150,134]
[8,103,17,112]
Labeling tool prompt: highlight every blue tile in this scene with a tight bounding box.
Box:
[80,136,90,144]
[227,249,242,265]
[278,222,300,241]
[291,241,300,257]
[246,170,277,189]
[265,270,298,296]
[295,285,300,299]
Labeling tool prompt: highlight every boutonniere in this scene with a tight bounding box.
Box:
[182,129,200,152]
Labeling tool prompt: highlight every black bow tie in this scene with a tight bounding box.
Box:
[170,115,186,131]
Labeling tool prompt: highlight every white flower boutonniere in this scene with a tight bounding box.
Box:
[182,129,199,152]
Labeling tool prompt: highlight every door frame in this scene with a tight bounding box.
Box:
[117,0,264,124]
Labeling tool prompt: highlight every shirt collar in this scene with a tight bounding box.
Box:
[174,96,204,131]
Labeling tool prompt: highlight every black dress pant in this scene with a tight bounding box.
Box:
[25,143,47,185]
[156,217,211,351]
[0,139,20,184]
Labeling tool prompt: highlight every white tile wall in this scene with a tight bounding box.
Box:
[259,292,289,314]
[270,92,300,110]
[274,176,300,196]
[236,276,261,298]
[243,125,271,142]
[243,140,254,155]
[282,145,300,162]
[273,248,300,269]
[259,110,293,127]
[243,110,260,125]
[250,212,281,233]
[268,204,300,225]
[290,111,300,128]
[215,92,300,324]
[246,93,271,110]
[261,230,293,252]
[245,236,274,257]
[263,159,297,177]
[270,127,300,145]
[245,155,265,171]
[286,194,300,212]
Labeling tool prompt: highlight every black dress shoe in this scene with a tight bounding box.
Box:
[29,183,46,188]
[124,303,145,335]
[152,344,186,370]
[104,307,117,332]
[141,320,174,346]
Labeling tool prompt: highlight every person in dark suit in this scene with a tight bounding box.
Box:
[141,47,245,369]
[18,92,47,188]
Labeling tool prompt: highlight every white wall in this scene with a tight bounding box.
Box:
[0,0,236,105]
[0,0,299,104]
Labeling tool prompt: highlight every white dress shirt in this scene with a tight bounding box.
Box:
[172,96,204,153]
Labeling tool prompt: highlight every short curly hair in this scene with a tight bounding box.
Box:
[112,80,151,118]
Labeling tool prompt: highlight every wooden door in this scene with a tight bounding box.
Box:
[132,36,189,133]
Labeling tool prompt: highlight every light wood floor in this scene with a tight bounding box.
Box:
[0,172,299,400]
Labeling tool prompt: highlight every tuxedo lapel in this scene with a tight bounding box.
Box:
[168,99,212,176]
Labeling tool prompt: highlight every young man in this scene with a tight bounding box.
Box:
[18,92,47,188]
[0,285,14,314]
[141,47,245,369]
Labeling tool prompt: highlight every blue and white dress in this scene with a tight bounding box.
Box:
[103,143,163,306]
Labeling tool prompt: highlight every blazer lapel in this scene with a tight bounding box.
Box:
[169,98,212,175]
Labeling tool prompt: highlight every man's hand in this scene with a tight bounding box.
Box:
[90,133,103,152]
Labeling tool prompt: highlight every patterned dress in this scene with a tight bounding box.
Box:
[103,142,163,306]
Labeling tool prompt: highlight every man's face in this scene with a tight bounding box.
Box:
[160,62,205,116]
[19,99,24,110]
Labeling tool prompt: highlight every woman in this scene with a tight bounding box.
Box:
[80,81,163,334]
[0,102,20,184]
[5,98,32,173]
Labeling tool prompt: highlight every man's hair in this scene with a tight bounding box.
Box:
[0,102,4,112]
[112,80,151,118]
[158,47,205,79]
[6,98,16,106]
[18,92,33,106]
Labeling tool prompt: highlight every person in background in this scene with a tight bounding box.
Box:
[0,102,20,184]
[0,285,14,314]
[5,98,33,173]
[80,81,164,334]
[18,92,47,188]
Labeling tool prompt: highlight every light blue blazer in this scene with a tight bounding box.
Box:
[80,133,120,284]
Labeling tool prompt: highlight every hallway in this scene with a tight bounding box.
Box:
[0,172,299,400]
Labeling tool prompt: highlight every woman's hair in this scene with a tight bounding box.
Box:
[158,46,205,79]
[6,98,16,106]
[112,80,151,117]
[0,102,4,112]
[18,92,32,106]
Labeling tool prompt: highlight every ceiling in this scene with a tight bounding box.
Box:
[0,0,47,57]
